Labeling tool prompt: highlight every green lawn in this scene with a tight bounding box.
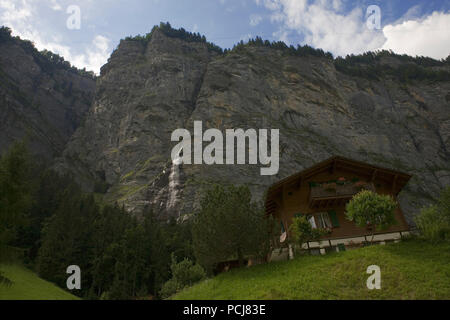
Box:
[0,264,79,300]
[173,240,450,300]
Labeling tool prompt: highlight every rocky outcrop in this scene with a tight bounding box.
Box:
[0,28,96,160]
[56,27,450,225]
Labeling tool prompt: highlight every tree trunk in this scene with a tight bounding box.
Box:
[237,247,244,267]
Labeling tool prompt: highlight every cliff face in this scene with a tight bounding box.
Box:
[56,28,450,224]
[0,30,96,160]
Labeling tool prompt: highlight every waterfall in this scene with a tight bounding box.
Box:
[167,156,182,210]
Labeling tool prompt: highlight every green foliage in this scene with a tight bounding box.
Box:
[334,50,450,82]
[124,22,223,54]
[0,143,190,299]
[0,25,95,79]
[0,273,13,287]
[231,36,333,59]
[160,254,205,299]
[0,141,34,285]
[345,190,397,242]
[0,26,12,43]
[0,141,33,261]
[192,184,272,271]
[289,215,326,250]
[35,196,171,299]
[415,186,450,242]
[0,143,195,300]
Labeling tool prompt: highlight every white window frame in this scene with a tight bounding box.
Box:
[316,212,332,229]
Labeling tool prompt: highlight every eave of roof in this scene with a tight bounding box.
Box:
[267,156,412,197]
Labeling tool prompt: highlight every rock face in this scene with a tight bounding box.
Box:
[0,30,96,160]
[56,28,450,225]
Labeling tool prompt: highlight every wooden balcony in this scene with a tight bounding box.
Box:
[309,182,375,209]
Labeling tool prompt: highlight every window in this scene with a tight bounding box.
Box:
[328,210,340,227]
[316,212,333,229]
[307,215,317,229]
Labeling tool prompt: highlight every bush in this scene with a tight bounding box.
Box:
[159,279,180,299]
[289,215,326,251]
[159,255,205,299]
[345,190,397,243]
[415,187,450,242]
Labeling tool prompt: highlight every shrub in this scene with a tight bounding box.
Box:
[415,187,450,242]
[159,279,179,299]
[345,190,397,243]
[289,215,326,252]
[159,255,205,299]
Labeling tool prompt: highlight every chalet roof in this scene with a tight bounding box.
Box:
[267,156,412,198]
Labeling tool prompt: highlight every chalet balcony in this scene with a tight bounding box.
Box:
[309,181,376,209]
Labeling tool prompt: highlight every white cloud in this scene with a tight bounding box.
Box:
[71,35,111,74]
[0,0,111,74]
[259,0,386,57]
[381,11,450,60]
[48,0,62,11]
[250,14,263,26]
[258,0,450,59]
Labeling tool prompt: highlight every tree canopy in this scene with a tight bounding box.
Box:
[345,190,397,243]
[192,184,273,271]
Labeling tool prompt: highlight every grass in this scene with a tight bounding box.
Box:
[173,239,450,300]
[0,264,80,300]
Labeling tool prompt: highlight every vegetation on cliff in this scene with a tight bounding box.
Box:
[122,22,450,83]
[0,26,95,79]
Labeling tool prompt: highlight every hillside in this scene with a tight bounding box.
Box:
[54,23,450,223]
[0,26,96,160]
[0,264,79,300]
[173,240,450,300]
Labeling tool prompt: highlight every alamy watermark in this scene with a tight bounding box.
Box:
[66,5,81,30]
[366,5,381,30]
[366,265,381,290]
[66,265,81,290]
[171,121,279,176]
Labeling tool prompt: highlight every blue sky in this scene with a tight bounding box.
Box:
[1,0,449,73]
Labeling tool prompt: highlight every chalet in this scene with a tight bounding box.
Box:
[265,156,412,258]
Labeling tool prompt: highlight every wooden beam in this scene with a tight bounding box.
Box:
[330,159,337,174]
[371,169,378,182]
[392,174,398,194]
[296,177,302,189]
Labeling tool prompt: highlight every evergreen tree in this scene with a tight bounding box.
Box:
[192,184,272,271]
[0,141,33,285]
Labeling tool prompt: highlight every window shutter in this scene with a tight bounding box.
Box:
[307,215,317,229]
[329,211,340,227]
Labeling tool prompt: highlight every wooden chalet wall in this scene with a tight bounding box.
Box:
[265,156,411,240]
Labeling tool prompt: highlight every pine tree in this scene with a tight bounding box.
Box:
[192,184,271,271]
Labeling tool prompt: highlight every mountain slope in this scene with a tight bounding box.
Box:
[56,24,450,223]
[0,27,96,160]
[0,264,79,300]
[173,240,450,300]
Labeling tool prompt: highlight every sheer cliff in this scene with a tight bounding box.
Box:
[55,26,450,225]
[0,27,96,160]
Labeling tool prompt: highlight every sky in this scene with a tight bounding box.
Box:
[1,0,449,74]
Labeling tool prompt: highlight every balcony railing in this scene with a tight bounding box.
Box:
[309,181,375,208]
